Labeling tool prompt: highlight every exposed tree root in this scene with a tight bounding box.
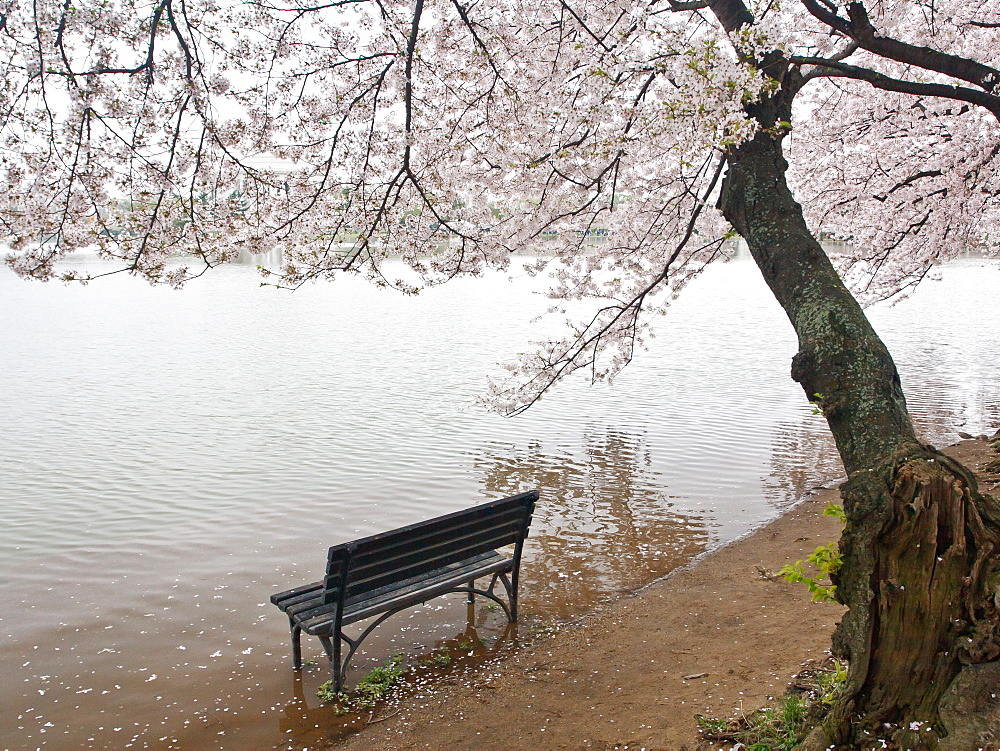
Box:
[824,446,1000,748]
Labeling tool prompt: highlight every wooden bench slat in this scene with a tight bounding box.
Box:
[347,506,529,565]
[295,552,511,634]
[346,521,520,582]
[276,576,344,612]
[341,555,511,626]
[283,552,501,616]
[271,581,323,610]
[324,493,534,561]
[270,581,323,608]
[344,551,505,608]
[279,552,509,633]
[342,523,522,599]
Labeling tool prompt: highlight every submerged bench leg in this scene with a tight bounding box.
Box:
[486,572,518,622]
[500,572,518,621]
[289,618,303,670]
[318,633,344,693]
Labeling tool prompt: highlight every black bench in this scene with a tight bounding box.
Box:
[270,489,538,692]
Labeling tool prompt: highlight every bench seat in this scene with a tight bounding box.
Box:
[271,550,513,633]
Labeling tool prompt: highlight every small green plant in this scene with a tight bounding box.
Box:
[424,652,452,667]
[698,695,809,750]
[316,682,350,707]
[695,715,729,736]
[317,654,407,711]
[816,659,848,704]
[454,635,483,651]
[822,499,846,523]
[529,621,561,637]
[779,545,842,602]
[353,654,406,707]
[698,659,848,749]
[779,501,845,603]
[809,392,825,416]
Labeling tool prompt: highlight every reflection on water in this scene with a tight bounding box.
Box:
[279,675,362,747]
[475,428,711,620]
[764,420,843,505]
[0,257,998,749]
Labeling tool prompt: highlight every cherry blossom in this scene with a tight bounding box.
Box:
[1,0,997,412]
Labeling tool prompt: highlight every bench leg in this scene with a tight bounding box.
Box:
[289,617,303,670]
[318,633,343,693]
[466,577,476,604]
[499,572,518,621]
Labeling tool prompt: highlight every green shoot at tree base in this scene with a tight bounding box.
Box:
[778,501,845,603]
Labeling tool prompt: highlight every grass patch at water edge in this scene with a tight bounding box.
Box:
[317,654,407,713]
[697,657,848,749]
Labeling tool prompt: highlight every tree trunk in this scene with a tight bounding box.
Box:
[718,91,1000,747]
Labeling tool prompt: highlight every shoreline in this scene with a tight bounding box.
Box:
[333,437,999,750]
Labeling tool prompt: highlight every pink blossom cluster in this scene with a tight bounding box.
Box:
[2,0,997,410]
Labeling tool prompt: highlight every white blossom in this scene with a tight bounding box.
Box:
[2,0,997,410]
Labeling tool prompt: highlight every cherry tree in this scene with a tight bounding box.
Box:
[3,0,1000,745]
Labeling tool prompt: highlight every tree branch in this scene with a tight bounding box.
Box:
[800,0,1000,94]
[403,0,424,136]
[792,55,1000,119]
[706,0,752,33]
[665,0,710,10]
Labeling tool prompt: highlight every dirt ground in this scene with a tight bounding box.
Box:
[335,437,1000,751]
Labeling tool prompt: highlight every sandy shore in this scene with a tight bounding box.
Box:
[335,437,999,750]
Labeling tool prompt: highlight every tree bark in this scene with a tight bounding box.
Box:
[718,90,1000,747]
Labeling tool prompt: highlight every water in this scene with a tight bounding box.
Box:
[1,256,998,749]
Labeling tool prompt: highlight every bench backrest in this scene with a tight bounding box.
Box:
[322,490,538,606]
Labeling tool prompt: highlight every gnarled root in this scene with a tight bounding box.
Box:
[821,445,1000,749]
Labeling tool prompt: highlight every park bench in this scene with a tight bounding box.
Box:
[269,489,538,692]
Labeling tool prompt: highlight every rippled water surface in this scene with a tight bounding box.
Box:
[2,256,998,749]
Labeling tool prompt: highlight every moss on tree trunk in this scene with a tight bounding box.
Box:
[718,98,1000,747]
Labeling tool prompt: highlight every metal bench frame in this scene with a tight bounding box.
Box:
[270,490,538,692]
